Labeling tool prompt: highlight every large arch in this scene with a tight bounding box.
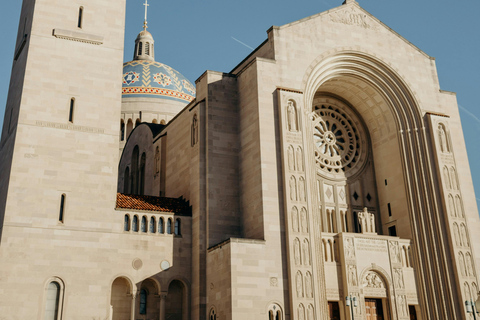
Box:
[303,50,459,319]
[110,276,135,320]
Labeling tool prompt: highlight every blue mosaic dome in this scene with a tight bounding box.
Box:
[122,60,196,103]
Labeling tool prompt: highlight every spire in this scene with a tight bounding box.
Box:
[143,0,149,31]
[133,0,155,61]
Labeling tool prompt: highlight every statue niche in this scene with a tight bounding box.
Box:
[287,100,298,132]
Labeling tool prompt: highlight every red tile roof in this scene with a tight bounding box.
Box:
[116,193,191,216]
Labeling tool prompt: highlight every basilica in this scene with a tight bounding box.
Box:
[0,0,479,319]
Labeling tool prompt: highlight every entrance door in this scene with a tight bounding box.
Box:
[327,301,340,320]
[365,299,384,320]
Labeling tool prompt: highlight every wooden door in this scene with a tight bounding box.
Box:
[328,301,340,320]
[365,299,384,320]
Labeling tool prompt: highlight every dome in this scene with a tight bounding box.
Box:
[122,60,196,103]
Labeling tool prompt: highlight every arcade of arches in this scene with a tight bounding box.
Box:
[110,277,188,320]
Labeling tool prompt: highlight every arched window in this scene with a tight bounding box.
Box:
[77,7,83,28]
[44,280,64,320]
[268,304,283,320]
[174,219,181,236]
[155,146,160,175]
[167,219,172,234]
[141,216,147,233]
[124,167,130,194]
[133,215,138,232]
[139,289,147,315]
[139,153,146,195]
[69,98,75,123]
[124,215,130,232]
[120,120,125,141]
[131,146,139,194]
[138,42,143,55]
[59,194,66,223]
[126,119,133,138]
[209,308,217,320]
[149,217,156,233]
[158,218,164,234]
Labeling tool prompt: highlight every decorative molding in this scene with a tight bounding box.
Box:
[53,28,103,45]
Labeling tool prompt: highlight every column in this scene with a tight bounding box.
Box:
[131,294,136,320]
[159,293,166,320]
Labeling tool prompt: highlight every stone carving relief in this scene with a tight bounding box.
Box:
[290,176,297,201]
[296,147,304,172]
[453,223,460,246]
[450,167,458,190]
[288,145,295,171]
[389,241,401,264]
[347,265,358,286]
[464,282,471,300]
[300,208,308,233]
[292,207,299,232]
[358,207,376,233]
[191,114,198,146]
[298,304,305,320]
[294,238,301,266]
[303,239,311,266]
[345,238,355,259]
[459,252,466,276]
[287,100,298,132]
[397,295,407,317]
[438,123,450,153]
[305,272,313,298]
[448,195,456,217]
[443,166,451,189]
[307,304,314,320]
[296,271,304,298]
[466,253,474,277]
[329,6,378,30]
[298,177,306,202]
[460,224,469,247]
[394,269,404,289]
[364,271,384,288]
[455,195,464,218]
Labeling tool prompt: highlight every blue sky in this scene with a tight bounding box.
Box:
[0,0,479,210]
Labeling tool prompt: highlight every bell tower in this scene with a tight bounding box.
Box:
[0,0,126,317]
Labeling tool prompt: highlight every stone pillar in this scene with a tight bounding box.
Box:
[159,293,167,320]
[131,295,136,320]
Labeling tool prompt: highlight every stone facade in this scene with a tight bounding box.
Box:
[0,1,479,320]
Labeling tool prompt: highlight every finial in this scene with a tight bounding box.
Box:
[143,0,149,31]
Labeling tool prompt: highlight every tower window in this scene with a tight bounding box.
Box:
[174,219,181,236]
[158,218,164,234]
[167,218,172,234]
[388,203,392,217]
[120,120,125,141]
[59,194,66,223]
[133,215,138,232]
[124,215,130,232]
[141,216,147,233]
[145,42,150,55]
[77,7,83,29]
[69,98,75,123]
[149,217,155,233]
[138,42,143,56]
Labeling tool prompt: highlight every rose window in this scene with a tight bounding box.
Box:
[313,104,365,174]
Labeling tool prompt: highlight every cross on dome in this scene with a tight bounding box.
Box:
[143,0,149,30]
